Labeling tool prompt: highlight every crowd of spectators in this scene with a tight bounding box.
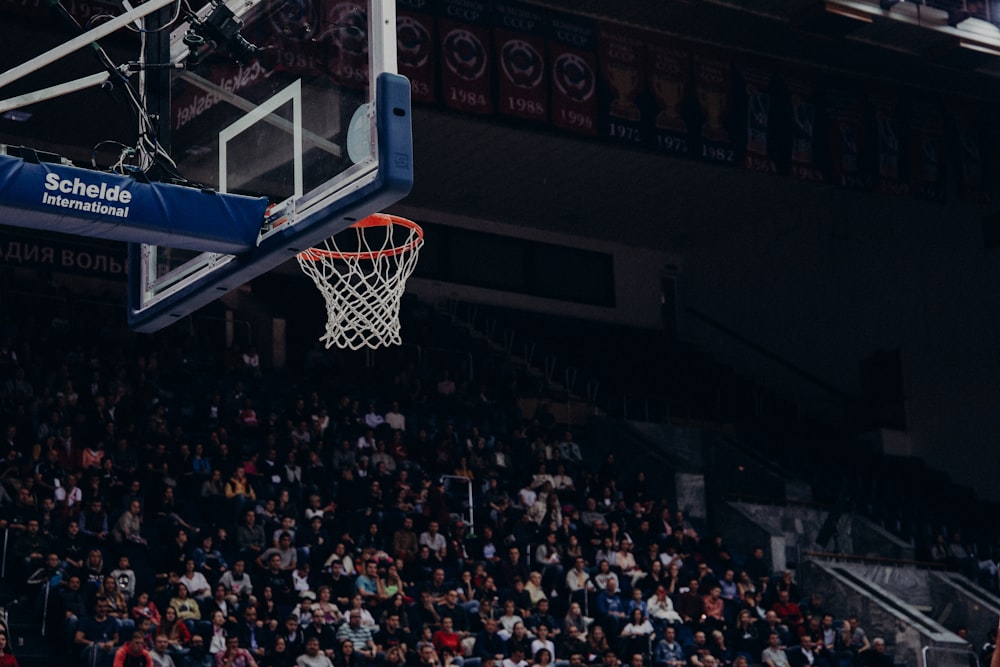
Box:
[0,304,904,667]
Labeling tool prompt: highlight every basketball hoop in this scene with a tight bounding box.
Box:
[297,213,424,350]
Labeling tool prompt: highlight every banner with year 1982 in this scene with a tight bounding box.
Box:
[692,49,737,165]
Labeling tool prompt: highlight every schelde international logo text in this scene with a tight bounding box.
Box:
[41,173,132,218]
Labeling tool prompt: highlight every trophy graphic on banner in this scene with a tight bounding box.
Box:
[605,62,641,121]
[697,84,729,142]
[652,74,686,131]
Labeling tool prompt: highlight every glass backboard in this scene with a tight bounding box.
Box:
[127,0,412,332]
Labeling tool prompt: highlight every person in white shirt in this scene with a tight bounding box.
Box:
[219,559,253,602]
[647,587,682,629]
[384,402,406,431]
[419,521,448,559]
[179,558,211,600]
[565,558,595,596]
[530,624,556,659]
[502,646,529,667]
[364,404,385,430]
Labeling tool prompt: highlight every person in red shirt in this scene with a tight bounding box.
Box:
[770,590,804,637]
[114,633,153,667]
[432,616,463,661]
[0,632,19,667]
[702,586,726,631]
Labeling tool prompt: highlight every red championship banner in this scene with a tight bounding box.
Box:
[693,50,737,165]
[397,0,438,103]
[547,11,598,136]
[951,104,986,202]
[869,89,908,195]
[739,62,777,173]
[907,99,946,202]
[785,74,824,182]
[437,0,493,115]
[825,86,871,190]
[646,38,691,157]
[493,1,547,122]
[597,24,645,145]
[322,2,372,90]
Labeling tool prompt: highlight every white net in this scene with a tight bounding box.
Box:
[297,214,424,350]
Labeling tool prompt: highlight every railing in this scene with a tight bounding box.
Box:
[685,306,860,428]
[923,645,980,667]
[803,549,947,570]
[440,474,475,535]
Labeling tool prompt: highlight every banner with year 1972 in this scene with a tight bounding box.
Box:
[597,23,646,146]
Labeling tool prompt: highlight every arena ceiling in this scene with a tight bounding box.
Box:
[3,0,1000,254]
[404,0,1000,249]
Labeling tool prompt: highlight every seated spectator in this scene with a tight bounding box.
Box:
[194,534,230,581]
[296,637,334,667]
[115,632,153,667]
[586,627,611,662]
[432,616,465,665]
[206,609,233,658]
[702,586,726,632]
[786,636,827,667]
[506,623,533,660]
[233,605,273,662]
[132,591,163,627]
[760,632,789,667]
[160,605,193,656]
[217,635,259,667]
[151,634,176,667]
[181,558,213,601]
[647,587,682,632]
[100,575,134,631]
[529,626,556,663]
[263,636,295,667]
[596,579,626,635]
[336,610,377,663]
[170,583,202,626]
[859,638,892,667]
[473,618,508,663]
[217,558,251,600]
[75,597,119,667]
[618,609,653,658]
[652,627,686,667]
[277,615,306,658]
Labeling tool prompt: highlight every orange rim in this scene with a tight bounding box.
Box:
[298,214,423,262]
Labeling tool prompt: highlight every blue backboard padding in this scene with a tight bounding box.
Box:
[127,72,414,333]
[0,154,266,254]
